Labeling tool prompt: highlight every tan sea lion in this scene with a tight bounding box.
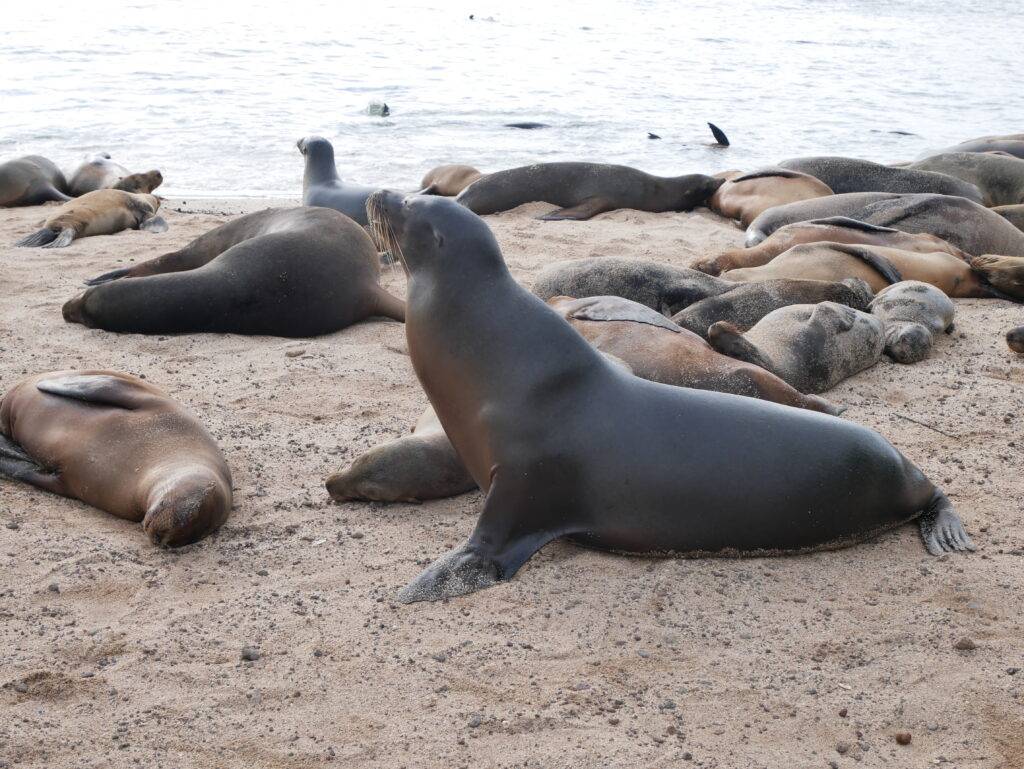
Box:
[0,371,232,546]
[708,168,833,226]
[14,189,165,248]
[113,169,163,194]
[0,155,71,207]
[417,164,483,196]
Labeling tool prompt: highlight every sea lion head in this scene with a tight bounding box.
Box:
[1007,326,1024,354]
[296,135,334,161]
[884,321,934,364]
[971,255,1024,300]
[142,468,231,547]
[114,170,163,194]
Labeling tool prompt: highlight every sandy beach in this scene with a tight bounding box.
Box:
[0,198,1022,769]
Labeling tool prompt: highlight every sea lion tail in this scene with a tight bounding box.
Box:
[707,321,779,375]
[15,228,59,248]
[708,122,730,146]
[918,489,975,555]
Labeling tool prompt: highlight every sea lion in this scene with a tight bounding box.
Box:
[708,123,730,147]
[417,164,483,196]
[365,191,972,603]
[296,135,377,226]
[778,156,983,201]
[14,189,165,248]
[671,277,874,338]
[721,242,1023,301]
[0,155,71,207]
[906,152,1024,207]
[113,169,163,194]
[455,162,723,220]
[708,168,833,226]
[928,134,1024,160]
[692,216,968,275]
[745,193,1024,257]
[869,281,955,364]
[1007,326,1024,354]
[708,302,885,393]
[994,204,1024,232]
[67,153,161,196]
[532,257,732,316]
[0,371,231,546]
[64,207,404,336]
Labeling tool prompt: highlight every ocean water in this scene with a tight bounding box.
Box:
[2,0,1021,197]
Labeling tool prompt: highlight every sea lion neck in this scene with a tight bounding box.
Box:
[303,146,340,186]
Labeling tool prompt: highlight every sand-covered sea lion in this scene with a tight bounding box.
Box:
[66,153,161,196]
[297,135,377,226]
[778,156,983,201]
[14,189,165,248]
[417,164,483,196]
[994,204,1024,232]
[745,193,1024,257]
[1007,326,1024,354]
[693,216,968,275]
[0,155,71,207]
[455,162,723,220]
[65,207,404,336]
[365,191,972,603]
[869,281,955,364]
[0,371,232,546]
[708,168,833,226]
[928,134,1024,160]
[708,302,885,393]
[906,152,1024,207]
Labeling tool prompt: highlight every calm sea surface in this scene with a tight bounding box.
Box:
[2,1,1020,197]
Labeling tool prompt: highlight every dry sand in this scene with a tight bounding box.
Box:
[0,198,1022,769]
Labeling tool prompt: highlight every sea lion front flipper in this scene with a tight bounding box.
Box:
[0,434,66,496]
[139,215,169,233]
[708,122,730,146]
[833,245,903,285]
[707,322,779,373]
[36,374,148,410]
[805,217,899,234]
[538,197,614,221]
[918,490,975,555]
[567,296,682,333]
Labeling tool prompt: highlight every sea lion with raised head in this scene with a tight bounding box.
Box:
[0,371,232,546]
[455,162,723,220]
[365,191,972,603]
[64,206,404,336]
[778,156,983,201]
[14,189,165,248]
[417,164,483,196]
[0,155,71,207]
[296,135,377,226]
[708,168,833,226]
[869,281,955,364]
[67,153,162,196]
[906,152,1024,207]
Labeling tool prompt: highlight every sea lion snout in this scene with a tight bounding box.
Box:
[143,475,230,547]
[62,293,88,325]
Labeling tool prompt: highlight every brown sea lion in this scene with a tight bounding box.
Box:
[0,155,71,207]
[0,371,232,546]
[994,204,1024,232]
[1007,326,1024,354]
[417,164,483,196]
[708,168,833,226]
[14,189,165,248]
[113,169,163,194]
[66,153,162,196]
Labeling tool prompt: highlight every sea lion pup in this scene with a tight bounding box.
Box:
[455,161,723,220]
[929,134,1024,160]
[1007,326,1024,354]
[778,156,983,201]
[14,189,165,248]
[692,217,967,276]
[0,371,232,546]
[296,135,377,226]
[721,242,1024,301]
[66,207,404,336]
[417,164,483,196]
[66,153,161,195]
[365,191,972,603]
[994,204,1024,232]
[708,168,833,226]
[906,152,1024,207]
[869,281,955,364]
[745,192,1024,257]
[708,302,885,394]
[0,155,71,206]
[532,256,732,315]
[671,277,874,338]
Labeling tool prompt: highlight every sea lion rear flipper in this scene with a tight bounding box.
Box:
[14,228,59,248]
[707,322,779,373]
[834,245,903,285]
[539,197,614,221]
[40,228,76,249]
[0,434,66,495]
[708,122,730,146]
[919,489,975,555]
[373,289,406,322]
[36,374,147,410]
[805,217,899,234]
[566,296,682,333]
[139,215,169,233]
[85,267,132,286]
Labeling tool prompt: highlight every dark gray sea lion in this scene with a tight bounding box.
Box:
[67,153,164,196]
[927,134,1024,160]
[417,164,483,196]
[905,152,1024,207]
[869,281,955,364]
[15,190,164,248]
[455,162,723,220]
[745,192,1024,257]
[531,257,732,316]
[708,302,885,393]
[296,135,377,226]
[364,191,972,603]
[708,168,833,226]
[993,204,1024,232]
[0,371,232,546]
[64,207,404,336]
[505,122,548,129]
[778,156,983,201]
[0,155,71,207]
[1007,326,1024,354]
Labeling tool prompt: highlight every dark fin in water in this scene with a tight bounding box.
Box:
[805,216,899,234]
[919,489,975,555]
[85,267,132,286]
[14,228,58,247]
[0,434,65,495]
[538,196,614,221]
[36,374,147,410]
[40,228,76,249]
[707,322,779,374]
[566,296,682,333]
[505,122,549,130]
[708,122,730,146]
[732,168,809,183]
[833,244,903,284]
[648,132,661,140]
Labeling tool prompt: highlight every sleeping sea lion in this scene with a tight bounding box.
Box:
[14,189,165,248]
[869,281,955,364]
[927,134,1024,160]
[0,155,71,207]
[708,168,833,226]
[778,156,983,201]
[993,204,1024,232]
[906,152,1024,207]
[66,153,161,195]
[418,164,484,196]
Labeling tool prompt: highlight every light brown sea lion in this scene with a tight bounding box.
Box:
[1007,326,1024,354]
[0,155,71,207]
[0,371,232,546]
[692,216,968,276]
[14,189,165,248]
[113,169,163,194]
[708,168,833,226]
[417,164,483,196]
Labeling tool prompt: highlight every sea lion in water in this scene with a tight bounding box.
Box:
[906,152,1024,207]
[417,164,484,196]
[778,156,983,201]
[66,153,163,196]
[0,371,232,546]
[1007,326,1024,354]
[296,135,377,226]
[365,191,972,603]
[14,189,165,248]
[708,168,833,226]
[0,155,71,207]
[455,162,723,220]
[745,192,1024,257]
[708,302,885,394]
[869,281,955,364]
[692,217,968,276]
[64,207,404,336]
